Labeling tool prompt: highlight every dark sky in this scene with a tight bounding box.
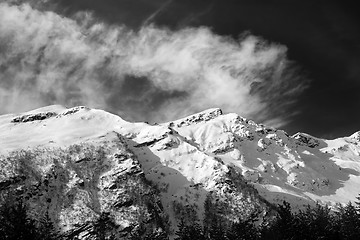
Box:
[1,0,359,138]
[51,0,360,138]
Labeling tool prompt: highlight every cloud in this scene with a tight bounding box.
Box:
[142,0,173,26]
[0,2,308,127]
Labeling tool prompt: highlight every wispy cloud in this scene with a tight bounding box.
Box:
[142,0,173,26]
[0,2,308,127]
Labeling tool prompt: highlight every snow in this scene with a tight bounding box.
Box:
[1,105,360,232]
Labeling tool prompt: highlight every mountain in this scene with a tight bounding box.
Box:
[0,105,360,238]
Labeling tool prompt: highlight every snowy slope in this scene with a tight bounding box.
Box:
[1,105,360,235]
[166,110,360,208]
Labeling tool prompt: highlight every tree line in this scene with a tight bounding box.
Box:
[0,192,168,240]
[175,196,360,240]
[2,191,360,239]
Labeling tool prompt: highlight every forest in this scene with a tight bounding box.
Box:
[1,191,360,240]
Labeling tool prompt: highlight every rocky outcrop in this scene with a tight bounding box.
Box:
[293,132,321,148]
[169,108,223,128]
[11,112,57,123]
[0,134,168,239]
[350,131,360,142]
[59,106,90,117]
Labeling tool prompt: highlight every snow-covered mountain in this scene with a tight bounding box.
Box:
[1,105,360,237]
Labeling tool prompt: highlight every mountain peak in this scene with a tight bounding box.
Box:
[350,131,360,141]
[10,106,91,123]
[22,105,67,114]
[292,132,321,148]
[168,108,223,128]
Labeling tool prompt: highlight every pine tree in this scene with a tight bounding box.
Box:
[0,196,38,240]
[311,203,335,240]
[276,201,298,240]
[175,218,205,240]
[92,212,116,240]
[296,202,340,240]
[354,194,360,214]
[37,210,59,240]
[203,194,228,240]
[226,215,259,240]
[142,230,169,240]
[203,194,214,238]
[337,202,360,240]
[208,215,226,240]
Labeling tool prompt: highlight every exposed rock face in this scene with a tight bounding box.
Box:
[1,105,360,238]
[169,108,223,128]
[293,132,321,148]
[0,132,168,238]
[11,111,57,123]
[350,131,360,142]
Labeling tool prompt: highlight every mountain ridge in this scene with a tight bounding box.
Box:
[1,105,360,238]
